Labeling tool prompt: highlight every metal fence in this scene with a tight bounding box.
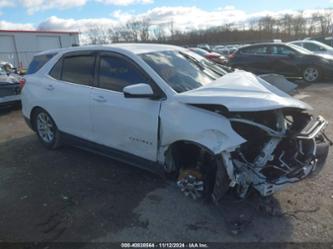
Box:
[0,51,41,69]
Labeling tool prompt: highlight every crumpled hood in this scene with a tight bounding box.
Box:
[175,71,312,112]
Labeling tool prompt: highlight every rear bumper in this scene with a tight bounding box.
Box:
[0,94,21,105]
[0,83,21,105]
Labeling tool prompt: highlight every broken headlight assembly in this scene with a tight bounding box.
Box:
[228,109,331,197]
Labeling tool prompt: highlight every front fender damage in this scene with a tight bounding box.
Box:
[158,101,246,164]
[160,101,330,200]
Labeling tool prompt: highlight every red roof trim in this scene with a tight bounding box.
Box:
[0,29,80,34]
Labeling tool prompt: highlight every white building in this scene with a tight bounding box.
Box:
[0,30,79,69]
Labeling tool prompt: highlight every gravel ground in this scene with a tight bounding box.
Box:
[0,83,332,245]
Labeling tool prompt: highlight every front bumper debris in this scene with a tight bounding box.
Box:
[228,114,330,197]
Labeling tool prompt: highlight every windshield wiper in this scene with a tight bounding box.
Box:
[179,52,205,70]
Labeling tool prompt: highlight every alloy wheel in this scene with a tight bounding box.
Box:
[36,112,55,143]
[303,67,319,82]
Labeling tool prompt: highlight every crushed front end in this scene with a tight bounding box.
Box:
[226,109,330,197]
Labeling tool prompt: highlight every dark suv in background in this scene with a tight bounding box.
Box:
[228,42,333,82]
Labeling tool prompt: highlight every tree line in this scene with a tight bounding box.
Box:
[86,9,333,46]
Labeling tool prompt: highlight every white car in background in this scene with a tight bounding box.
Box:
[289,40,333,56]
[21,44,330,202]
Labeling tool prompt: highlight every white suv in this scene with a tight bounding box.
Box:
[22,44,330,201]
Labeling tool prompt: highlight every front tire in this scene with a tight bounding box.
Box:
[33,109,62,149]
[303,66,321,83]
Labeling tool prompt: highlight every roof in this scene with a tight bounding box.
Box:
[0,29,79,35]
[238,42,289,50]
[36,43,182,56]
[244,42,286,46]
[105,43,181,54]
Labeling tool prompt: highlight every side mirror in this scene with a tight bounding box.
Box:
[123,83,154,98]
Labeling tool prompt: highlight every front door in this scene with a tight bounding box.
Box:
[91,52,161,161]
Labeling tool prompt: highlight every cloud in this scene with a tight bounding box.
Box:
[0,20,34,29]
[0,5,332,43]
[135,6,248,31]
[19,0,87,14]
[0,0,153,14]
[37,16,119,43]
[0,0,14,7]
[96,0,153,6]
[38,15,118,31]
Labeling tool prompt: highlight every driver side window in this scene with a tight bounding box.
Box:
[98,55,149,92]
[271,45,295,56]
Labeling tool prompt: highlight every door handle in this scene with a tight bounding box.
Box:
[93,96,107,103]
[46,85,54,91]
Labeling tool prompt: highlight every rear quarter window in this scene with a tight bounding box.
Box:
[27,53,56,74]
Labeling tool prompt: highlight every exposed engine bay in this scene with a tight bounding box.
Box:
[226,108,330,197]
[174,107,330,200]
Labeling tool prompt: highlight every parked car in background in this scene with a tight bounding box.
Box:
[289,40,333,56]
[21,44,330,202]
[189,47,227,65]
[197,44,211,52]
[0,66,23,106]
[228,42,333,82]
[213,45,239,56]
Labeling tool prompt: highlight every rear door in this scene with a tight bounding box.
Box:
[46,52,96,141]
[91,52,161,161]
[234,45,270,74]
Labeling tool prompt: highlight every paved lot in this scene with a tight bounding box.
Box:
[0,83,332,243]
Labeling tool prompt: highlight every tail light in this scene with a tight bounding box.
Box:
[206,54,219,60]
[19,78,26,89]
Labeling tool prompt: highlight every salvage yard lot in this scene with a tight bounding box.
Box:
[0,82,332,243]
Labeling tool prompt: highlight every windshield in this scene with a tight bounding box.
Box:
[309,40,333,50]
[141,50,226,93]
[190,48,209,56]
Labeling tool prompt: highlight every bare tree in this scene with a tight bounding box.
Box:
[83,8,333,46]
[87,26,109,44]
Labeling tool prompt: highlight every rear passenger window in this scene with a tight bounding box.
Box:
[27,53,56,74]
[240,46,268,55]
[271,46,295,56]
[62,55,95,85]
[98,55,148,92]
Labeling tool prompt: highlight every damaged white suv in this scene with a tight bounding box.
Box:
[22,44,330,201]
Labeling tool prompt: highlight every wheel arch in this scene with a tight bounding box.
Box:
[162,139,217,174]
[163,139,230,201]
[30,106,55,131]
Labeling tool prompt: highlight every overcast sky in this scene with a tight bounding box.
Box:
[0,0,332,32]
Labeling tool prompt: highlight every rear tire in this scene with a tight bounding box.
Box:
[32,108,62,149]
[303,66,321,83]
